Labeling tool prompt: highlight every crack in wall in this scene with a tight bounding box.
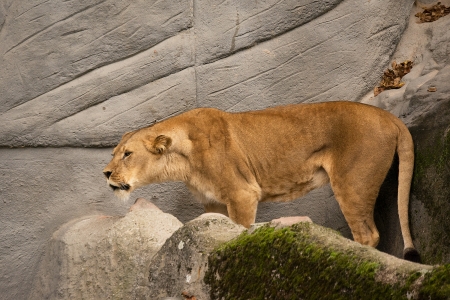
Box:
[230,9,240,52]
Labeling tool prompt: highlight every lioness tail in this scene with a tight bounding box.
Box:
[396,120,421,263]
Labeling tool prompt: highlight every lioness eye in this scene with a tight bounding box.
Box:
[123,151,132,158]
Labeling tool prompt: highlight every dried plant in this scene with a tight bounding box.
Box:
[374,60,413,96]
[415,2,450,23]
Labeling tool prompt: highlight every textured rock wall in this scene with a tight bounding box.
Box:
[0,0,413,147]
[0,1,421,299]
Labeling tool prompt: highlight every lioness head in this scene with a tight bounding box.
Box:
[103,130,173,200]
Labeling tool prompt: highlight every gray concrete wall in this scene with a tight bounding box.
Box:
[0,0,421,299]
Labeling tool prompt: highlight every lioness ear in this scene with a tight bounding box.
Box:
[146,135,172,154]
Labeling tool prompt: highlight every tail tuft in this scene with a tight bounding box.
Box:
[403,247,421,263]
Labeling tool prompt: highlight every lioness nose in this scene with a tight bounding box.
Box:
[103,171,112,179]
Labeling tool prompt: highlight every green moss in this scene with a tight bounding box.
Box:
[205,224,427,299]
[419,264,450,299]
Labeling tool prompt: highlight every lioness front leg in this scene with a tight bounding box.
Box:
[225,189,259,228]
[204,202,229,217]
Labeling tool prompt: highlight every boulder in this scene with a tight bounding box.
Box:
[409,99,450,264]
[30,199,182,299]
[205,222,450,299]
[147,213,246,299]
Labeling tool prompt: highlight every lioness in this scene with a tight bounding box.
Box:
[103,101,420,261]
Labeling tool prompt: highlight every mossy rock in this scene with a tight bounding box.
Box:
[204,222,450,299]
[409,99,450,264]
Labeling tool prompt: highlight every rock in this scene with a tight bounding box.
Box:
[129,197,161,212]
[197,0,413,112]
[361,2,450,121]
[0,0,413,147]
[205,222,441,299]
[29,199,182,299]
[0,33,196,147]
[0,1,193,114]
[269,216,312,229]
[408,99,450,264]
[194,0,344,64]
[147,213,245,299]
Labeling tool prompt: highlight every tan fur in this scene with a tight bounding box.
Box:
[103,101,416,254]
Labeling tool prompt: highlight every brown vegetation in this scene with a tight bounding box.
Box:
[374,60,413,96]
[415,2,450,23]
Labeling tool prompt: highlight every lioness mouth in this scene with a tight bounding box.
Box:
[109,183,130,191]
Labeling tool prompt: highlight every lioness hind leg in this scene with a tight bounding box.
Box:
[331,185,380,247]
[327,143,395,247]
[345,209,380,247]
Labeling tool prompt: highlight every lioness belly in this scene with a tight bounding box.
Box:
[260,167,329,202]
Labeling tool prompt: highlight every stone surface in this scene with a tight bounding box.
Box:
[409,99,450,264]
[0,0,193,114]
[269,216,313,229]
[193,0,344,64]
[206,223,439,299]
[147,213,245,299]
[361,1,450,121]
[29,199,182,299]
[0,32,196,147]
[0,0,413,147]
[39,66,196,147]
[196,0,412,112]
